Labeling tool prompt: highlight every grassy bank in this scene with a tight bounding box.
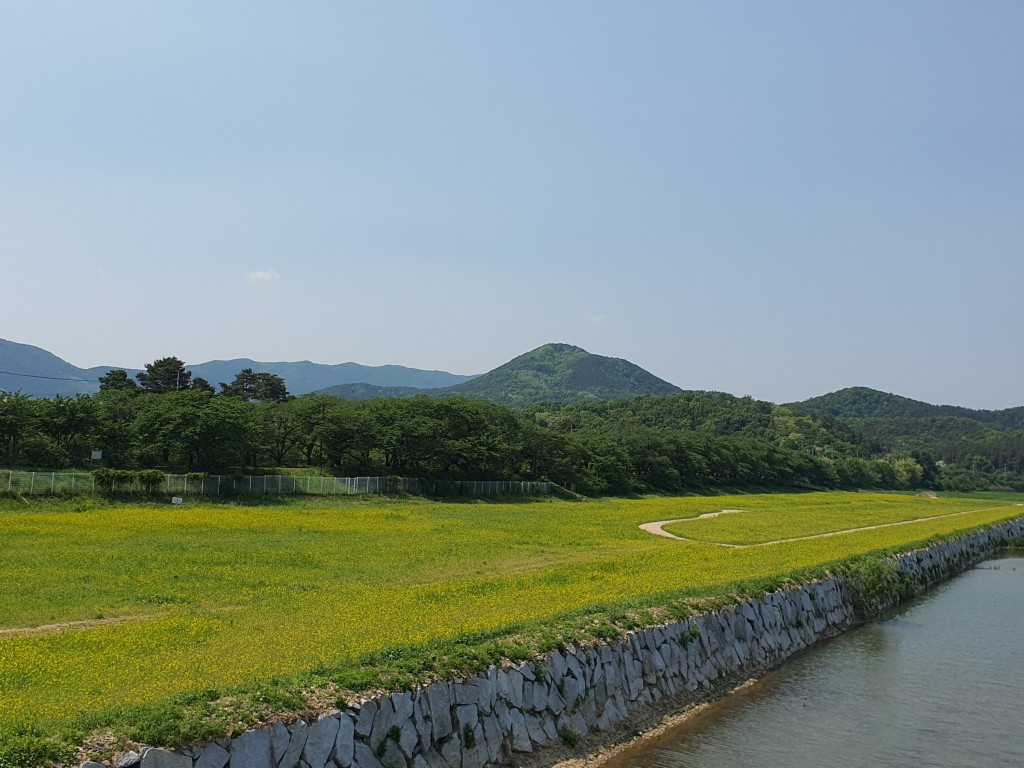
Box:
[1,492,1021,763]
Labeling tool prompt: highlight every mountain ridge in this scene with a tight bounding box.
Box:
[792,386,1024,430]
[0,338,476,398]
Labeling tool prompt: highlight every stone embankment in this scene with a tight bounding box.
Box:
[90,518,1024,768]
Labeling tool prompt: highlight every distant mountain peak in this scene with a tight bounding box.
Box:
[441,343,680,407]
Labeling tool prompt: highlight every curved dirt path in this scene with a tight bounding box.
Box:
[640,505,1012,549]
[0,605,241,637]
[0,613,162,637]
[639,510,744,540]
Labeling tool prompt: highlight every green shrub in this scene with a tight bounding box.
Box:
[0,731,75,768]
[558,726,582,748]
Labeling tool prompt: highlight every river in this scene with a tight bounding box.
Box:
[603,555,1024,768]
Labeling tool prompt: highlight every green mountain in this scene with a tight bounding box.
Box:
[792,386,1024,484]
[526,389,878,459]
[793,386,1024,430]
[439,343,681,407]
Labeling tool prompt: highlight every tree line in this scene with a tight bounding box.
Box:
[1,359,1019,494]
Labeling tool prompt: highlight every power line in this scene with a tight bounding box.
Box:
[0,369,96,383]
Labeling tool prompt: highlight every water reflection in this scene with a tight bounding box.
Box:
[604,556,1024,768]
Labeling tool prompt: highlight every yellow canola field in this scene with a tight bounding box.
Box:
[0,492,1020,730]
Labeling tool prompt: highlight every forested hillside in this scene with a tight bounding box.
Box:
[792,387,1024,490]
[439,343,681,406]
[795,386,1024,430]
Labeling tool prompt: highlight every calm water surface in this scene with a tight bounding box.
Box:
[606,556,1024,768]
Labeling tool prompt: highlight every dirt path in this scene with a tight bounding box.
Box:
[639,510,744,540]
[0,605,241,637]
[640,505,1011,549]
[0,613,164,637]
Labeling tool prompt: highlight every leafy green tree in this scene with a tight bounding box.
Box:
[98,369,140,394]
[0,391,37,465]
[136,357,192,394]
[191,377,216,394]
[95,389,143,467]
[219,368,290,402]
[36,395,98,466]
[135,390,252,471]
[255,399,304,466]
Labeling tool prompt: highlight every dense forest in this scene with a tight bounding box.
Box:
[5,359,1020,494]
[792,387,1024,491]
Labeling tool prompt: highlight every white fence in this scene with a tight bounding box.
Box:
[2,471,551,498]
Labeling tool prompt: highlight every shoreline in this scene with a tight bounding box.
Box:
[541,542,1024,768]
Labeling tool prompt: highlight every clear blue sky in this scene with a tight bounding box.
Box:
[2,2,1021,408]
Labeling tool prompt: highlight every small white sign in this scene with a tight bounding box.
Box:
[171,496,184,505]
[91,450,103,461]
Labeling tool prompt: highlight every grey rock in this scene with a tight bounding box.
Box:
[509,709,532,752]
[540,713,558,742]
[230,730,274,768]
[580,694,598,729]
[550,650,569,678]
[452,683,478,707]
[531,680,548,712]
[303,716,340,768]
[426,683,454,740]
[473,676,495,715]
[195,744,229,768]
[82,763,107,768]
[560,675,580,707]
[334,716,355,768]
[569,711,589,740]
[371,699,395,750]
[494,699,512,733]
[547,684,566,715]
[460,729,486,768]
[482,714,503,763]
[524,713,547,746]
[398,721,418,759]
[420,750,446,768]
[142,749,192,768]
[565,652,584,682]
[392,693,414,725]
[271,722,291,764]
[499,669,523,709]
[356,702,377,738]
[455,704,478,735]
[413,697,433,752]
[603,662,617,689]
[353,743,384,768]
[462,745,485,768]
[439,733,461,768]
[412,758,428,768]
[380,740,405,768]
[115,751,142,768]
[280,720,309,768]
